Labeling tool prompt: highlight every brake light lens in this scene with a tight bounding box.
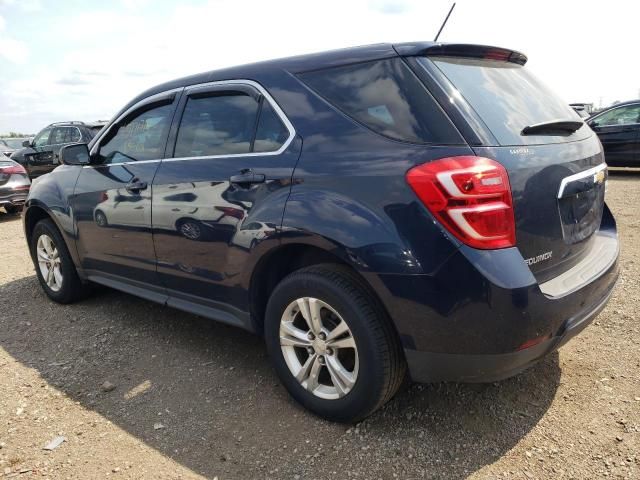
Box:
[0,163,27,175]
[406,156,516,249]
[215,206,244,220]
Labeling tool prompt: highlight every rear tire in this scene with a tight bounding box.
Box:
[94,210,108,227]
[30,219,89,304]
[265,264,406,423]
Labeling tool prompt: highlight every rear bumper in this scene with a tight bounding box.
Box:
[0,188,29,207]
[405,280,614,383]
[366,207,619,384]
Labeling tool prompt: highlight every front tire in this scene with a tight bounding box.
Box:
[30,219,89,304]
[265,264,406,423]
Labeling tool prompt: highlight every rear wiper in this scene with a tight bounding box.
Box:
[521,119,583,136]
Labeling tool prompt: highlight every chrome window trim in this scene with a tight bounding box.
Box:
[557,163,607,199]
[82,159,161,169]
[88,79,295,162]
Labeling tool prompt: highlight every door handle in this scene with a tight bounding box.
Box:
[229,169,266,185]
[126,178,148,193]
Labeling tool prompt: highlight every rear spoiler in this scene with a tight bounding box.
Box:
[393,42,528,66]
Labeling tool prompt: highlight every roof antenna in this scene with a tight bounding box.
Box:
[434,2,456,42]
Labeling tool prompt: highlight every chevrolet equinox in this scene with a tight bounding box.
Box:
[24,42,619,422]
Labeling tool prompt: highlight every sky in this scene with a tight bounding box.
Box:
[0,0,638,134]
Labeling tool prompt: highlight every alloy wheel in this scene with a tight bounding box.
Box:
[279,297,359,400]
[36,234,63,292]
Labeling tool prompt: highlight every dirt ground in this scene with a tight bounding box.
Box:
[0,171,638,480]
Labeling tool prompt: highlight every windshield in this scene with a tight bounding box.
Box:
[423,57,590,146]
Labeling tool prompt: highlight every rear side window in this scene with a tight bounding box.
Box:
[299,58,461,144]
[51,127,80,144]
[254,102,289,153]
[175,94,258,157]
[174,92,290,157]
[424,56,590,146]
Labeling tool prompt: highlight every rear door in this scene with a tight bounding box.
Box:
[417,53,606,282]
[152,81,300,320]
[71,91,180,294]
[588,103,640,166]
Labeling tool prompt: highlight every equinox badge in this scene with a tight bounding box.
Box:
[525,251,553,266]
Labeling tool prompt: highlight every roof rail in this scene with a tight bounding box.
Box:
[47,121,86,127]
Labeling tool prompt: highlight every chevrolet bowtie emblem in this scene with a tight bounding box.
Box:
[594,170,606,185]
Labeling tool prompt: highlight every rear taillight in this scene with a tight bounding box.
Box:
[406,156,516,249]
[0,164,26,175]
[215,206,244,220]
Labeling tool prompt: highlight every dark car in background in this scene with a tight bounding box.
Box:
[587,100,640,166]
[0,153,30,214]
[23,42,618,422]
[1,138,30,157]
[11,121,106,178]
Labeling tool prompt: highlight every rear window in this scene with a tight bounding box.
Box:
[423,57,590,146]
[299,58,462,145]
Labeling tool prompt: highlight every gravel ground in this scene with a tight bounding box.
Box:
[0,171,638,480]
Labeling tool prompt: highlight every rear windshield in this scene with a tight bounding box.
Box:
[423,57,590,146]
[299,58,462,145]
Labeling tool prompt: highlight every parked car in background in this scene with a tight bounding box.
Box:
[0,153,30,214]
[24,42,618,422]
[11,121,106,178]
[587,100,640,167]
[1,138,31,157]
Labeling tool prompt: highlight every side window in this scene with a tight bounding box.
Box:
[51,127,80,145]
[594,105,640,126]
[253,101,288,153]
[98,103,174,164]
[299,58,461,144]
[33,128,52,147]
[174,93,259,157]
[70,127,81,142]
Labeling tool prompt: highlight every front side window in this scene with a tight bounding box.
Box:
[98,103,174,164]
[299,58,461,144]
[593,105,640,126]
[33,128,52,147]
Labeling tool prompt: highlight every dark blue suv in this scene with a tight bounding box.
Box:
[23,42,619,422]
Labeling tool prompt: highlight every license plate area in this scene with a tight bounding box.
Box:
[557,164,607,245]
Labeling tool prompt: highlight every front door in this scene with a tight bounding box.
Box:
[152,82,300,320]
[71,93,180,293]
[591,103,640,166]
[26,127,54,177]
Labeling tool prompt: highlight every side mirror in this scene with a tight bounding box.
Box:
[60,143,90,166]
[22,140,32,148]
[589,120,598,128]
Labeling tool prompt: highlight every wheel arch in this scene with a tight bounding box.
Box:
[248,241,398,343]
[23,202,84,276]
